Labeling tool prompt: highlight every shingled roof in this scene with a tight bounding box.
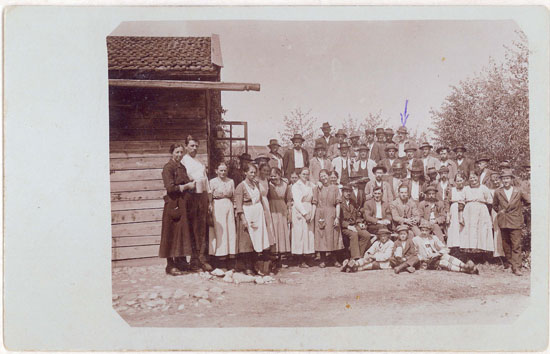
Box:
[107,36,220,80]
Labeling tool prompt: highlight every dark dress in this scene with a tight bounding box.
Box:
[159,159,193,258]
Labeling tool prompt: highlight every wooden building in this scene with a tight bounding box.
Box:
[107,32,258,262]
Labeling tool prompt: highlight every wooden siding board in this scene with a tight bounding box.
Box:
[111,190,165,202]
[112,245,159,260]
[110,179,165,193]
[111,199,165,211]
[109,168,163,181]
[111,220,162,237]
[113,235,161,247]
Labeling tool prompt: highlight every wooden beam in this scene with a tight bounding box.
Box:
[109,79,260,92]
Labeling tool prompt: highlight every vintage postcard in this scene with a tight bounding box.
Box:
[3,5,549,352]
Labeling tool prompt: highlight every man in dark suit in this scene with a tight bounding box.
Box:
[340,184,373,260]
[475,155,494,186]
[378,143,399,182]
[453,144,475,179]
[493,169,530,276]
[362,186,392,235]
[349,173,367,208]
[315,122,338,152]
[364,128,385,163]
[282,133,309,178]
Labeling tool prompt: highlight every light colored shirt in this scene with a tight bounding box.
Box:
[294,149,305,169]
[440,181,448,200]
[398,142,406,158]
[375,201,382,219]
[504,186,514,201]
[411,180,420,200]
[181,154,210,193]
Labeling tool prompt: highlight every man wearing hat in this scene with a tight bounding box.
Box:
[309,141,334,185]
[364,165,395,204]
[400,162,426,203]
[385,128,395,145]
[282,133,309,178]
[349,173,368,209]
[395,126,409,158]
[417,185,447,242]
[327,128,348,160]
[364,128,385,163]
[436,166,453,202]
[349,131,362,162]
[389,160,407,197]
[475,155,494,187]
[425,166,439,187]
[229,152,253,186]
[419,141,441,177]
[378,143,399,180]
[453,144,475,179]
[266,139,283,170]
[331,141,353,185]
[353,143,376,182]
[402,141,423,179]
[436,146,457,182]
[315,122,338,153]
[492,169,531,276]
[339,183,373,261]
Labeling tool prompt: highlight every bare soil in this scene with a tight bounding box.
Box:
[112,259,530,327]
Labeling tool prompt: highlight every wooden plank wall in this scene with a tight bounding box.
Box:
[110,86,208,261]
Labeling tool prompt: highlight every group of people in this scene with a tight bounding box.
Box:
[159,123,531,278]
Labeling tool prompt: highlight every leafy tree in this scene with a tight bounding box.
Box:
[430,31,529,171]
[278,108,318,150]
[340,111,390,141]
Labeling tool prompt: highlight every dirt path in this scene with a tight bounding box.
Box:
[112,261,530,327]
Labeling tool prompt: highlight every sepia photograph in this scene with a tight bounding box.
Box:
[108,20,532,327]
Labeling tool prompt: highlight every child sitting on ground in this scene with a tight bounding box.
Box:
[390,224,420,274]
[413,220,479,274]
[341,227,394,272]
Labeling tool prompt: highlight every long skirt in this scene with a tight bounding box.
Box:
[291,202,315,255]
[314,206,343,252]
[269,199,291,253]
[159,196,193,258]
[242,202,270,252]
[446,202,464,248]
[209,198,237,257]
[261,196,277,246]
[491,209,505,257]
[461,202,495,253]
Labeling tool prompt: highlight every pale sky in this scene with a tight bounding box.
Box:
[112,20,522,145]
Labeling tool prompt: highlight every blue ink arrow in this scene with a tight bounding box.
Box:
[400,99,409,127]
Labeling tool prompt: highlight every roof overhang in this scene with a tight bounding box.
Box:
[109,79,260,92]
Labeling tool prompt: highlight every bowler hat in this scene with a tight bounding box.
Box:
[365,128,375,135]
[436,146,450,154]
[404,141,418,152]
[475,155,491,163]
[314,141,327,150]
[376,128,385,135]
[267,139,281,148]
[385,143,398,152]
[500,169,515,178]
[290,133,305,142]
[372,165,387,174]
[239,153,253,161]
[396,224,410,232]
[321,122,332,129]
[377,227,391,235]
[419,220,432,230]
[419,142,433,150]
[339,142,350,149]
[397,126,408,134]
[425,185,437,193]
[453,144,467,152]
[357,143,370,151]
[335,129,347,137]
[341,184,353,191]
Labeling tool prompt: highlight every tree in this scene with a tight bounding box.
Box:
[430,31,529,170]
[278,108,318,150]
[340,111,390,140]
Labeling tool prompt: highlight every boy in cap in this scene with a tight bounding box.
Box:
[267,139,283,170]
[390,224,420,274]
[341,227,394,272]
[492,169,530,276]
[309,141,333,185]
[282,133,309,178]
[436,146,458,182]
[417,185,447,242]
[413,220,478,274]
[340,183,373,262]
[453,144,475,179]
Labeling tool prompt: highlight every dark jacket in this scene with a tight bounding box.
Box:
[493,187,530,229]
[282,148,310,178]
[340,199,364,228]
[362,199,392,225]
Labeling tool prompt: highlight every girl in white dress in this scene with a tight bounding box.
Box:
[208,162,237,267]
[291,168,317,268]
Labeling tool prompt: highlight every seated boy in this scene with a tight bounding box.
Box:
[390,224,420,274]
[413,220,478,274]
[341,227,393,272]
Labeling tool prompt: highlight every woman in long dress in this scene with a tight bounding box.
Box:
[234,163,271,274]
[159,143,196,276]
[291,168,317,268]
[257,163,277,252]
[313,169,343,267]
[446,171,467,251]
[268,167,292,267]
[208,162,237,269]
[461,171,495,261]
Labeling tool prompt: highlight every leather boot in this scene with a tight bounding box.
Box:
[393,262,408,274]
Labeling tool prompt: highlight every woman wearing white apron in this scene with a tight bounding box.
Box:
[291,168,317,268]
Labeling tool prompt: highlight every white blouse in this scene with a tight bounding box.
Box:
[181,154,210,193]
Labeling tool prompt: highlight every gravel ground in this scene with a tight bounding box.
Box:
[112,260,530,327]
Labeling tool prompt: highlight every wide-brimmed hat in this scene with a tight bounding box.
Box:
[357,143,370,151]
[475,155,491,163]
[385,143,398,152]
[396,224,410,232]
[365,128,375,135]
[385,128,394,135]
[254,154,271,163]
[341,184,353,191]
[397,126,408,134]
[499,160,511,169]
[314,141,327,150]
[427,167,437,175]
[436,146,449,154]
[419,142,433,150]
[372,165,387,174]
[239,153,253,161]
[377,227,391,235]
[339,142,350,149]
[404,141,418,152]
[290,133,305,142]
[500,169,515,178]
[419,220,432,230]
[453,144,467,152]
[375,128,385,136]
[267,139,281,148]
[439,166,449,174]
[335,129,347,138]
[425,185,437,193]
[321,122,332,129]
